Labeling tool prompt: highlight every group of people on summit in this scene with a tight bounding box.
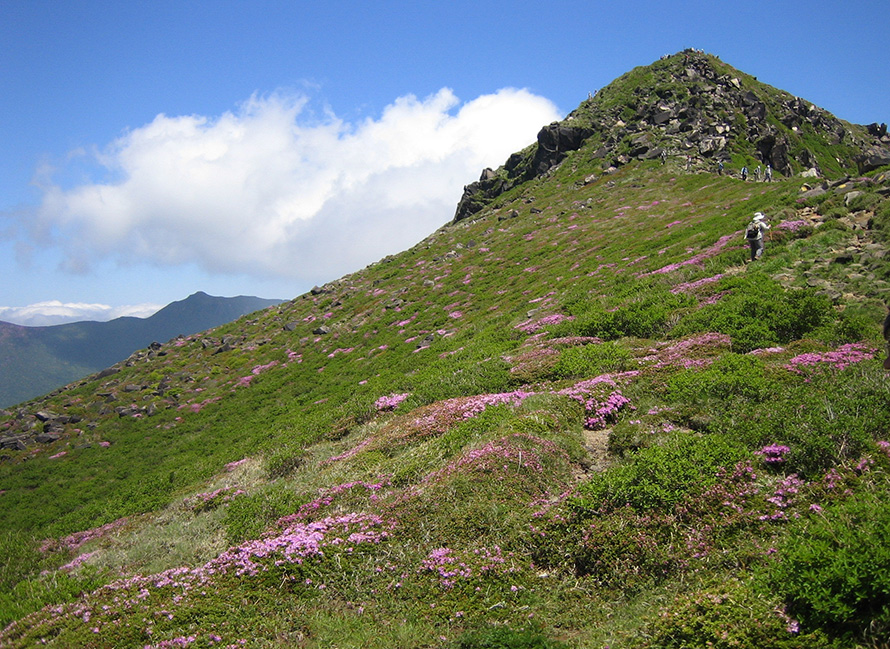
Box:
[739,164,772,182]
[717,161,772,181]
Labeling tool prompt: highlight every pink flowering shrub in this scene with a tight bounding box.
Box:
[505,335,603,381]
[276,479,391,524]
[514,313,574,334]
[783,342,875,375]
[58,550,98,572]
[417,545,519,590]
[670,273,724,295]
[374,392,410,411]
[422,434,570,488]
[640,234,735,276]
[27,513,396,643]
[777,219,810,232]
[210,512,395,578]
[224,458,249,472]
[755,444,791,465]
[559,372,638,430]
[235,360,279,388]
[394,390,535,440]
[185,486,246,513]
[41,518,129,554]
[641,332,731,370]
[178,396,221,413]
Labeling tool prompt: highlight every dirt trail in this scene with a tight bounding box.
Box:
[576,427,612,479]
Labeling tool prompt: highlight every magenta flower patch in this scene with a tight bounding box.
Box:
[640,234,735,276]
[418,545,519,590]
[514,313,574,334]
[670,273,724,294]
[559,372,638,430]
[375,392,410,411]
[755,444,791,465]
[777,219,809,232]
[783,343,875,374]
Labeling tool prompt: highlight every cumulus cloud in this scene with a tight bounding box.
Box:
[27,88,561,285]
[0,301,163,326]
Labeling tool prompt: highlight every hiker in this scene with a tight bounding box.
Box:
[661,149,667,165]
[717,161,724,175]
[741,166,748,181]
[765,164,772,182]
[883,305,890,370]
[755,165,762,181]
[745,212,770,262]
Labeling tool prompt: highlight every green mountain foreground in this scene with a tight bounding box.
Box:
[2,51,890,648]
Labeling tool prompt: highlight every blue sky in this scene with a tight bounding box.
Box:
[1,0,887,325]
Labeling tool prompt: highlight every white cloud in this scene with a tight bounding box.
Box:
[27,88,561,285]
[0,301,163,326]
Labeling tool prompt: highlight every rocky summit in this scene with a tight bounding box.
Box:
[1,51,890,648]
[454,50,889,222]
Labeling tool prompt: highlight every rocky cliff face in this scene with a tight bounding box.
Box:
[454,49,890,223]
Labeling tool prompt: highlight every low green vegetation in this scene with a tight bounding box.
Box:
[1,53,889,648]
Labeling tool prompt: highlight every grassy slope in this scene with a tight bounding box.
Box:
[1,113,890,645]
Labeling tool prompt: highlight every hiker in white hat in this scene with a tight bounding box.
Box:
[744,212,771,262]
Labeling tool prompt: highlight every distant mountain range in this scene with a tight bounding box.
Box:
[0,291,283,407]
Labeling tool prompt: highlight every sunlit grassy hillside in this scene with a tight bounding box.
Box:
[2,53,890,648]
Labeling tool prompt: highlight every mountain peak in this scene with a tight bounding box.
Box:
[454,50,889,222]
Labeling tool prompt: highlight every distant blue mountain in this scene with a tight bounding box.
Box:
[0,292,284,408]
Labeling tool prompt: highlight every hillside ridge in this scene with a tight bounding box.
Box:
[1,52,890,648]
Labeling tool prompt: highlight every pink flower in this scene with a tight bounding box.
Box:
[755,444,791,464]
[783,343,875,374]
[375,393,410,411]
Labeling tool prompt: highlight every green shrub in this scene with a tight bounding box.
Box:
[873,198,890,242]
[672,278,833,352]
[638,577,838,649]
[264,444,307,479]
[223,484,307,544]
[815,307,880,345]
[568,292,692,341]
[715,368,889,478]
[0,531,44,593]
[575,432,746,512]
[0,567,108,629]
[767,488,890,639]
[550,341,632,379]
[666,353,774,404]
[817,217,849,232]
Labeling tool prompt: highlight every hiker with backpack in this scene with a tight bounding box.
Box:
[745,212,770,262]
